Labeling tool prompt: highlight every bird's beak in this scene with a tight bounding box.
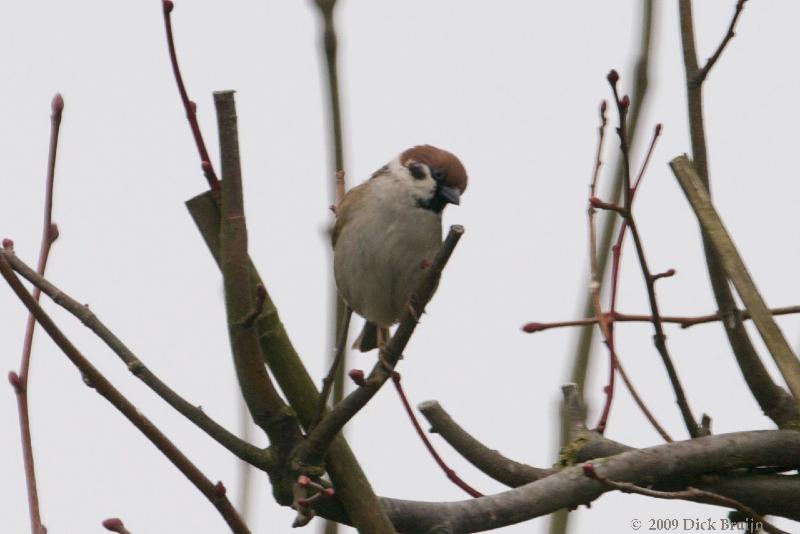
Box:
[437,183,461,205]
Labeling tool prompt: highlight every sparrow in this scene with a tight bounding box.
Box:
[332,145,468,352]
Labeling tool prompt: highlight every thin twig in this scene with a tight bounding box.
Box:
[391,374,483,498]
[606,77,700,437]
[614,357,673,442]
[313,11,350,528]
[696,0,748,85]
[554,8,654,529]
[12,93,63,534]
[582,462,787,534]
[0,256,251,534]
[1,248,268,468]
[524,305,800,333]
[310,307,352,431]
[586,99,616,433]
[160,0,219,190]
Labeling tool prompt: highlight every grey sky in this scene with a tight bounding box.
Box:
[2,1,798,532]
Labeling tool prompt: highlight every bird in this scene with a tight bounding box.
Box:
[332,144,467,352]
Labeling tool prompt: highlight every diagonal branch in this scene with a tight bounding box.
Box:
[214,90,302,454]
[373,429,800,532]
[418,400,553,487]
[696,0,748,85]
[186,191,391,533]
[605,79,700,437]
[300,225,464,468]
[0,247,268,467]
[670,156,800,401]
[677,0,799,427]
[160,0,219,190]
[0,256,251,534]
[11,93,63,534]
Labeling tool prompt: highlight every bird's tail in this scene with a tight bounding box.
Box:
[353,321,390,352]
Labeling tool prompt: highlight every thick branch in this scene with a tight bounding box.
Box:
[0,248,268,467]
[0,256,250,534]
[583,464,787,534]
[677,0,799,427]
[418,400,553,487]
[186,191,392,531]
[670,156,800,403]
[372,430,800,533]
[214,91,303,456]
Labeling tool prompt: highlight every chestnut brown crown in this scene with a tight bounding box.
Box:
[400,145,468,195]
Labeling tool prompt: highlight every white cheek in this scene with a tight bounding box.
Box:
[409,177,437,200]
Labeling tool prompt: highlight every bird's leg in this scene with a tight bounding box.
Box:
[376,327,402,372]
[406,293,421,323]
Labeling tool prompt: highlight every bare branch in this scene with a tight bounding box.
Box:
[605,79,700,437]
[11,93,64,534]
[671,155,800,401]
[696,0,748,84]
[1,247,268,467]
[160,0,219,190]
[677,0,799,428]
[392,376,483,498]
[310,307,352,431]
[300,225,464,467]
[186,191,388,533]
[372,430,800,533]
[418,400,553,487]
[524,305,800,333]
[0,256,251,534]
[583,462,788,534]
[214,90,303,452]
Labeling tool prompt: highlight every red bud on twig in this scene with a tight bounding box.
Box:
[213,481,226,496]
[607,70,619,85]
[162,0,174,14]
[101,518,126,533]
[8,371,22,392]
[49,223,60,243]
[620,95,630,110]
[2,238,14,249]
[51,93,64,117]
[522,322,545,333]
[348,369,365,386]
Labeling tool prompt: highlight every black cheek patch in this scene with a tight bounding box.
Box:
[408,163,426,180]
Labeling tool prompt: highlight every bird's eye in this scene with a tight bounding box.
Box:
[432,169,445,181]
[408,163,426,180]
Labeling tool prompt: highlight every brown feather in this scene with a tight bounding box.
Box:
[400,145,468,194]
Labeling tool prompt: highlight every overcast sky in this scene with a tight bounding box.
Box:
[2,1,799,533]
